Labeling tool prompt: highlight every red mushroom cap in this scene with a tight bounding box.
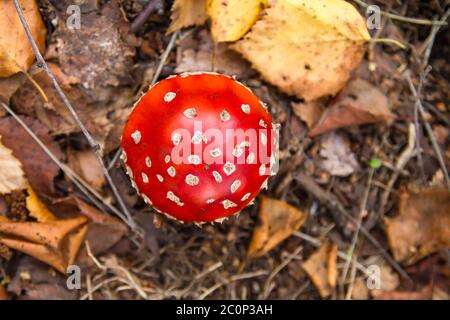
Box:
[121,72,278,223]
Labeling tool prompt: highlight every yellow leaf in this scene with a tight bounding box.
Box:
[0,136,27,194]
[26,186,56,222]
[167,0,208,34]
[233,0,370,100]
[207,0,267,42]
[247,196,307,258]
[0,0,47,77]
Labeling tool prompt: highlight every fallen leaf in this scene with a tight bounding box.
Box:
[26,186,56,222]
[207,0,267,42]
[50,196,127,263]
[175,29,254,78]
[309,79,393,136]
[233,0,370,100]
[0,0,46,76]
[167,0,208,33]
[292,100,325,129]
[384,185,450,265]
[247,196,307,257]
[0,116,63,196]
[319,132,359,177]
[68,150,105,192]
[0,215,87,273]
[301,240,338,297]
[0,137,28,194]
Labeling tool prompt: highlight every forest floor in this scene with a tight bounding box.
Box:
[0,0,449,300]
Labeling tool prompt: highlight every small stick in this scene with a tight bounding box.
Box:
[13,0,137,230]
[405,72,450,187]
[129,0,163,34]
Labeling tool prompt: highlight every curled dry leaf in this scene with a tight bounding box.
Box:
[50,196,127,262]
[167,0,208,34]
[0,0,46,77]
[207,0,267,42]
[0,116,63,196]
[384,185,450,266]
[309,79,393,136]
[319,132,359,177]
[301,240,338,298]
[247,196,307,258]
[26,186,56,222]
[0,215,88,273]
[233,0,370,100]
[0,137,28,194]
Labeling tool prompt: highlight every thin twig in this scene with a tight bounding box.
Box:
[129,0,163,34]
[405,72,450,188]
[151,30,180,86]
[378,123,418,215]
[353,0,448,26]
[13,0,137,230]
[340,168,375,287]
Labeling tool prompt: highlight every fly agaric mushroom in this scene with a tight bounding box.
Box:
[121,72,278,223]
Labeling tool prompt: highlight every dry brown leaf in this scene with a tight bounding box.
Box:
[26,186,56,222]
[0,116,63,196]
[50,196,127,262]
[309,79,393,136]
[384,185,450,266]
[0,0,46,77]
[319,132,359,177]
[167,0,208,33]
[247,196,307,258]
[301,240,338,297]
[68,150,105,192]
[0,137,28,194]
[233,0,370,100]
[292,100,325,129]
[0,215,87,273]
[207,0,267,42]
